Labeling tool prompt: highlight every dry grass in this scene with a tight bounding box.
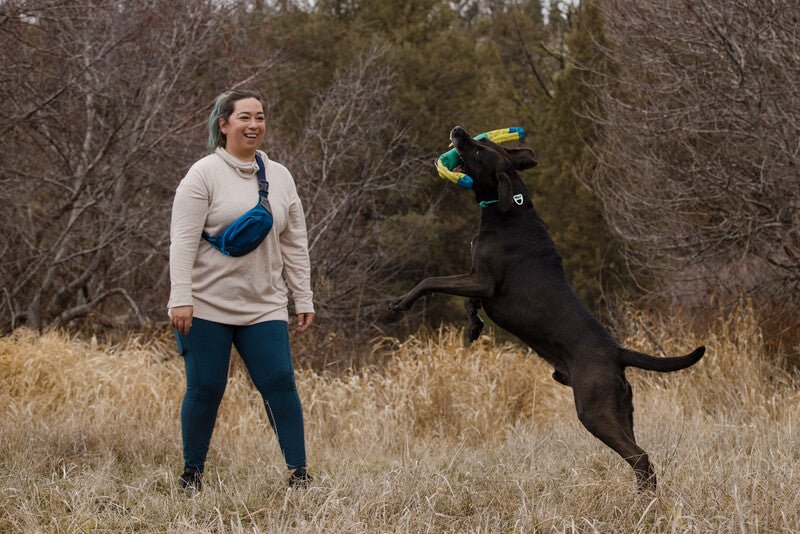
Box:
[1,307,798,533]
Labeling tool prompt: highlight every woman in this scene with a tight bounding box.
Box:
[168,89,314,491]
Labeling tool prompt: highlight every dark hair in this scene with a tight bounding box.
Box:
[207,89,264,150]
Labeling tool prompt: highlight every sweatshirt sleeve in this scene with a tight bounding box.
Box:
[279,177,315,315]
[168,167,209,309]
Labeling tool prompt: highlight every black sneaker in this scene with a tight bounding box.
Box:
[288,467,312,488]
[179,467,203,493]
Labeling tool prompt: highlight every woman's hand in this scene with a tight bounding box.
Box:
[171,305,194,335]
[295,312,315,333]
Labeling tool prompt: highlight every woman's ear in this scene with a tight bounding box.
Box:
[497,172,513,213]
[507,147,537,170]
[219,117,228,135]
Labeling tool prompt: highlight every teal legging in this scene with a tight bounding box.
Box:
[174,318,307,471]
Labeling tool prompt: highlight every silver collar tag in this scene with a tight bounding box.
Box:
[513,194,524,206]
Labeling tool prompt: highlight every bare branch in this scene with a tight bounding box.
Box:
[587,0,800,321]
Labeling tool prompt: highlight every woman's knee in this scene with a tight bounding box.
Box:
[187,379,227,403]
[253,366,296,395]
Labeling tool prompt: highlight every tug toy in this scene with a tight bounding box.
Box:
[436,127,525,189]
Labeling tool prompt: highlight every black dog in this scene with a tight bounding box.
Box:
[390,126,704,491]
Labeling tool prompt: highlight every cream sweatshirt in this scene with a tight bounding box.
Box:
[168,148,314,324]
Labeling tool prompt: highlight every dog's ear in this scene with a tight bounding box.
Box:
[497,172,513,213]
[507,147,537,170]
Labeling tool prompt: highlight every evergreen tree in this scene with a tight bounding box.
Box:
[530,0,631,312]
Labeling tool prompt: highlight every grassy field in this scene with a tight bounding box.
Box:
[1,307,798,533]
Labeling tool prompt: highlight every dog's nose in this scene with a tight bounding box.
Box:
[450,126,469,146]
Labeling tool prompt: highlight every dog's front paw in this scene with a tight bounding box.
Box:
[389,298,410,312]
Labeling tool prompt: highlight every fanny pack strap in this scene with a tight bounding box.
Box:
[255,153,272,214]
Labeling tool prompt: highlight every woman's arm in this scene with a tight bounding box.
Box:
[168,168,209,333]
[279,181,315,323]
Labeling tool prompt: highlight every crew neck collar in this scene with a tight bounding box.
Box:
[215,147,264,177]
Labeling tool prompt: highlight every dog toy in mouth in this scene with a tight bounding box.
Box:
[436,127,525,189]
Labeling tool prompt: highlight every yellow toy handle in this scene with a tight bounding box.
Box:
[482,128,525,144]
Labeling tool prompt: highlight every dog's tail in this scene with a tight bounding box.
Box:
[620,346,705,372]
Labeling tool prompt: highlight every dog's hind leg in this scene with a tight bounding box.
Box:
[611,376,650,488]
[619,376,637,444]
[464,298,484,344]
[573,375,656,492]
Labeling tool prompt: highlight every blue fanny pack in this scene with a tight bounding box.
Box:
[202,153,273,257]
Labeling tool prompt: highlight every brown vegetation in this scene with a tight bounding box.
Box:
[1,307,797,531]
[590,0,800,322]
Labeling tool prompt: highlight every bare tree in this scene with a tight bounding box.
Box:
[588,0,800,319]
[270,46,428,340]
[0,0,270,332]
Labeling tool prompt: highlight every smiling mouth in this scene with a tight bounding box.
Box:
[244,133,258,139]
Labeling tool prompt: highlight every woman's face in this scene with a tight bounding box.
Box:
[219,97,265,159]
